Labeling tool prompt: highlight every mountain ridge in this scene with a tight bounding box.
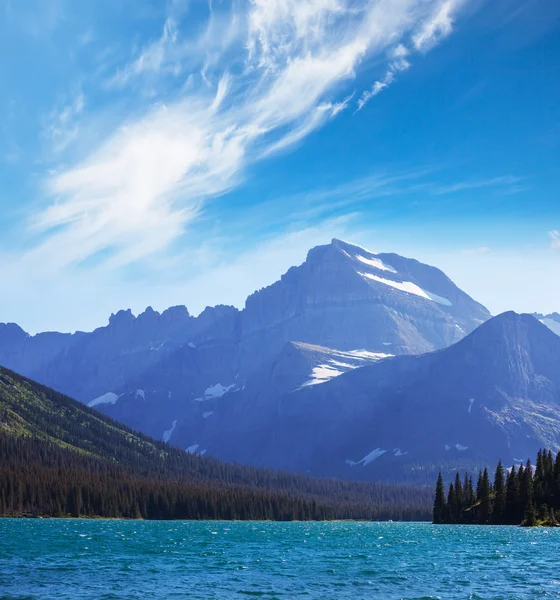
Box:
[0,238,491,405]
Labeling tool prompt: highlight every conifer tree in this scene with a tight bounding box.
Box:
[523,496,536,527]
[463,473,470,505]
[492,460,506,524]
[476,469,483,500]
[478,468,492,524]
[505,465,519,524]
[519,460,534,519]
[453,472,463,522]
[433,472,446,524]
[554,453,560,508]
[447,483,455,523]
[536,450,545,481]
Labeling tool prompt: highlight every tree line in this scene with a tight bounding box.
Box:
[433,449,560,526]
[0,431,432,521]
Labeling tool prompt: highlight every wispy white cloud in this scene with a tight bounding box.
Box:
[357,70,395,111]
[357,0,468,111]
[549,230,560,251]
[43,92,85,153]
[21,0,473,278]
[431,175,523,195]
[357,43,412,111]
[413,0,467,52]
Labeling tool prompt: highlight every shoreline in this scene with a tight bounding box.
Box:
[0,514,431,523]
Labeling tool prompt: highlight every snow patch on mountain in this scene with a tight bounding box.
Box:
[354,254,396,273]
[162,419,177,443]
[195,383,237,401]
[358,272,452,306]
[301,347,392,386]
[88,392,121,408]
[136,389,145,400]
[303,365,344,386]
[347,448,387,467]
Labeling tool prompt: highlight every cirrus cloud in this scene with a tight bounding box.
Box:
[24,0,471,275]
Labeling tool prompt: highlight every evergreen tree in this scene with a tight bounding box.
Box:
[492,460,506,524]
[453,472,463,522]
[554,453,560,509]
[433,473,446,524]
[478,468,492,524]
[447,483,455,523]
[523,497,536,527]
[476,470,483,501]
[505,465,519,524]
[519,460,534,519]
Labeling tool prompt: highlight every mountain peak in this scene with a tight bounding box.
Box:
[306,238,397,274]
[449,312,560,373]
[330,238,371,252]
[468,311,545,335]
[108,308,135,327]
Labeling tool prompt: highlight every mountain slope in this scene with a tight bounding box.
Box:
[183,313,560,481]
[0,365,431,520]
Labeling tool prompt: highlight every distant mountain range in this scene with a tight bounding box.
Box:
[1,239,558,481]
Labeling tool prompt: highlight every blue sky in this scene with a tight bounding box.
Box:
[0,0,559,333]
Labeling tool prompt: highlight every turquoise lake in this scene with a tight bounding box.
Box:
[1,519,559,599]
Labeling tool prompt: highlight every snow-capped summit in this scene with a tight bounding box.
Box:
[242,238,490,359]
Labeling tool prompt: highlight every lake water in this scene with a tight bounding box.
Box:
[1,519,559,599]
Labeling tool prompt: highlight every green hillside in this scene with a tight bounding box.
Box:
[0,366,431,520]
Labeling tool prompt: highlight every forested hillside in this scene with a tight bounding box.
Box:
[433,449,560,526]
[0,366,431,520]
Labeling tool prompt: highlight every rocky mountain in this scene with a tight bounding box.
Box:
[190,312,559,481]
[0,239,492,471]
[533,312,560,337]
[240,238,490,360]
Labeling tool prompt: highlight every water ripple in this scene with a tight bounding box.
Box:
[1,520,560,599]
